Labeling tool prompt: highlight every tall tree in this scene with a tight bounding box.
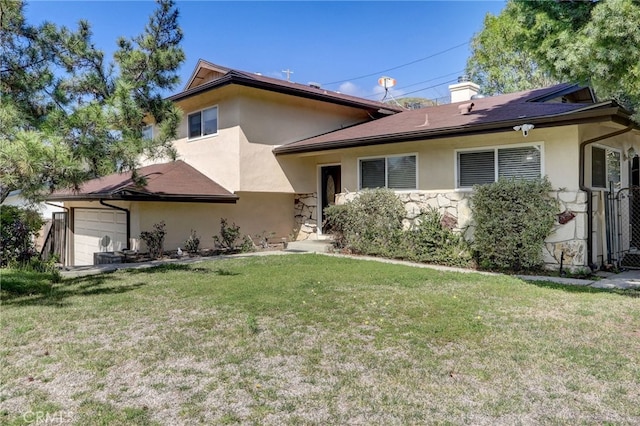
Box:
[465,1,559,95]
[0,0,184,203]
[466,0,640,122]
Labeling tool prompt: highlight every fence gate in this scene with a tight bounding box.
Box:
[612,187,640,268]
[41,211,67,265]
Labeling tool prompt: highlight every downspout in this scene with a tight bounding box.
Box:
[579,126,634,269]
[99,199,131,250]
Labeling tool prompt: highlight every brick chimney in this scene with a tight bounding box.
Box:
[449,76,480,103]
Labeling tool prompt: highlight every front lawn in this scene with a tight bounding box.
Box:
[1,254,638,425]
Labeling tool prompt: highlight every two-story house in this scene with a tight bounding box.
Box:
[49,60,640,271]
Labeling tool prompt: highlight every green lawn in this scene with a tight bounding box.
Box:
[1,254,639,425]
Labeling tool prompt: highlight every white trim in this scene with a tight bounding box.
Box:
[357,152,419,191]
[317,163,341,236]
[187,105,219,141]
[454,142,545,188]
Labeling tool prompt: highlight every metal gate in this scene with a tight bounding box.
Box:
[611,187,640,268]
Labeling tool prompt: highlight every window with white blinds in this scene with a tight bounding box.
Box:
[457,145,542,187]
[359,155,417,190]
[498,146,541,180]
[458,151,495,187]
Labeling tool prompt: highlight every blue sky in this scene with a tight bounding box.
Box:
[24,1,506,102]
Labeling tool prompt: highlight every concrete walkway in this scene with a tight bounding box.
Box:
[60,240,640,290]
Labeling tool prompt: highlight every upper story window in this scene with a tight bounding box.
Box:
[592,146,621,190]
[359,154,417,190]
[188,106,218,139]
[457,144,542,188]
[142,125,153,140]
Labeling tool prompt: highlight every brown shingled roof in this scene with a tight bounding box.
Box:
[274,83,632,155]
[48,161,237,203]
[169,59,402,115]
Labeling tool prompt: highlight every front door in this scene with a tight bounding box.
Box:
[320,165,341,234]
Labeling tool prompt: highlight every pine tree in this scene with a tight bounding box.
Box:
[0,0,185,203]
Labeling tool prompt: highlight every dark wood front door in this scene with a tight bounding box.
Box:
[320,165,341,233]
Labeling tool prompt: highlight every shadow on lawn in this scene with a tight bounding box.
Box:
[1,271,147,307]
[521,279,640,298]
[1,263,219,307]
[125,263,212,274]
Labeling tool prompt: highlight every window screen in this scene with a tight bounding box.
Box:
[360,158,385,189]
[458,151,495,187]
[387,155,416,189]
[360,155,417,190]
[592,146,606,188]
[188,107,218,139]
[498,146,541,180]
[188,113,202,139]
[202,107,218,136]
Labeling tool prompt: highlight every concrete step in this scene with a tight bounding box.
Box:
[285,239,333,253]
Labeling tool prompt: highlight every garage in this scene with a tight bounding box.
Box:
[74,208,128,266]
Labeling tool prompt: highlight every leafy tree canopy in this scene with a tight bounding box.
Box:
[466,0,640,122]
[0,0,185,203]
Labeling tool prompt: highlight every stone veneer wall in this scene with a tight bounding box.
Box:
[294,193,318,240]
[333,190,589,272]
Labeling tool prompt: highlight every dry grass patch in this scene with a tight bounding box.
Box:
[1,255,639,425]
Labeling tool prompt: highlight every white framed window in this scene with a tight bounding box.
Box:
[456,143,543,188]
[591,145,621,190]
[359,154,417,190]
[142,125,153,140]
[188,106,218,139]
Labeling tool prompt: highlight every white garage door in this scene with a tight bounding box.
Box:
[74,208,127,266]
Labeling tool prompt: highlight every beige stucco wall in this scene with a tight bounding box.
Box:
[321,125,582,193]
[64,193,294,262]
[168,86,372,193]
[133,192,294,253]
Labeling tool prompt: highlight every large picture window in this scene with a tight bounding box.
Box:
[359,154,417,190]
[457,145,542,188]
[188,106,218,139]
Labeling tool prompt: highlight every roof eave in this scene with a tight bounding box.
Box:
[274,106,633,155]
[46,193,239,204]
[168,73,402,114]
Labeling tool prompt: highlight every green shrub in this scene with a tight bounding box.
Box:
[184,229,200,254]
[140,221,166,259]
[471,177,557,271]
[323,203,352,248]
[404,208,472,267]
[1,205,44,267]
[213,218,255,253]
[324,189,404,257]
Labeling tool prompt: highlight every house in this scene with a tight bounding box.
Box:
[48,60,640,271]
[47,60,401,266]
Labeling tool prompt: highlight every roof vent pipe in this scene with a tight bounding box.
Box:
[459,102,474,115]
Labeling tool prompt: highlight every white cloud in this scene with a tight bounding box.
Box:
[338,82,364,97]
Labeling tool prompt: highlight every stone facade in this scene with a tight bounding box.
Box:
[294,193,318,240]
[333,189,589,272]
[544,191,588,271]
